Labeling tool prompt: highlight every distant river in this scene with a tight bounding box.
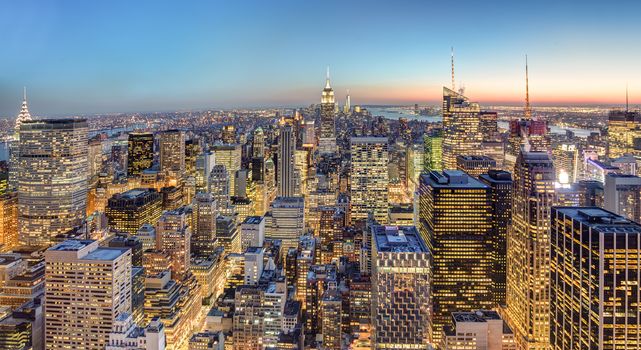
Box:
[367,107,598,138]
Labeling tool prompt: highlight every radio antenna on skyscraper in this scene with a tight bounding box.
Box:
[451,47,455,91]
[524,55,532,120]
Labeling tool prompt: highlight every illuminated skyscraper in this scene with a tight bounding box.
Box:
[478,170,513,306]
[106,188,163,235]
[278,124,295,197]
[212,144,242,197]
[8,88,32,191]
[127,132,154,176]
[0,193,18,252]
[423,129,443,172]
[419,170,495,342]
[505,59,550,170]
[45,240,132,350]
[320,288,342,350]
[222,125,236,144]
[550,207,641,349]
[18,118,88,247]
[252,127,265,158]
[505,150,555,350]
[607,108,640,159]
[349,137,389,224]
[191,192,218,256]
[159,130,185,183]
[265,196,304,251]
[319,67,337,154]
[441,87,482,169]
[156,208,191,280]
[371,225,431,349]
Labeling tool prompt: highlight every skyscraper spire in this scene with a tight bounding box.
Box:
[451,47,455,91]
[524,55,532,120]
[16,86,32,134]
[325,66,331,89]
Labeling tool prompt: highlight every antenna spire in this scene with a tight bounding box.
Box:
[525,55,532,119]
[23,86,27,101]
[451,47,455,91]
[325,66,331,89]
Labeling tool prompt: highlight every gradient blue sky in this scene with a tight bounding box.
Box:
[1,0,641,116]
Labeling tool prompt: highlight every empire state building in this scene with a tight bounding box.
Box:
[318,67,337,154]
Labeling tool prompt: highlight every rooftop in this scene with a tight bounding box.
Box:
[373,225,428,254]
[423,170,489,189]
[555,207,641,234]
[84,247,129,261]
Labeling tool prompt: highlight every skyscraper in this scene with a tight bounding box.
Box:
[550,207,641,349]
[349,137,389,224]
[371,225,431,349]
[456,155,497,178]
[156,208,191,280]
[159,129,185,183]
[478,170,513,306]
[441,87,482,169]
[505,150,555,350]
[191,192,218,256]
[603,173,641,222]
[252,127,265,158]
[423,129,443,172]
[419,170,495,342]
[265,196,305,251]
[607,108,640,159]
[278,124,295,197]
[8,88,32,192]
[45,240,132,350]
[212,144,242,197]
[106,188,163,235]
[319,68,337,154]
[18,118,88,247]
[127,132,154,176]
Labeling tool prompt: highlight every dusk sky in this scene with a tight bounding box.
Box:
[1,0,641,116]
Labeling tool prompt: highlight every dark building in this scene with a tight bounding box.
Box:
[478,170,512,306]
[575,180,604,207]
[127,132,154,176]
[419,170,494,342]
[106,188,163,235]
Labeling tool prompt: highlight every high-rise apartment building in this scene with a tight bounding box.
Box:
[320,288,342,350]
[371,225,431,349]
[478,170,512,306]
[240,216,265,251]
[159,130,185,183]
[127,132,154,176]
[441,87,482,169]
[18,118,88,247]
[106,188,163,235]
[278,124,296,197]
[45,240,132,350]
[505,150,555,350]
[419,170,495,342]
[349,137,389,224]
[604,173,641,222]
[319,69,337,154]
[550,207,641,349]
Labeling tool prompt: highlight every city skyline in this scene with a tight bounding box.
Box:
[2,0,641,116]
